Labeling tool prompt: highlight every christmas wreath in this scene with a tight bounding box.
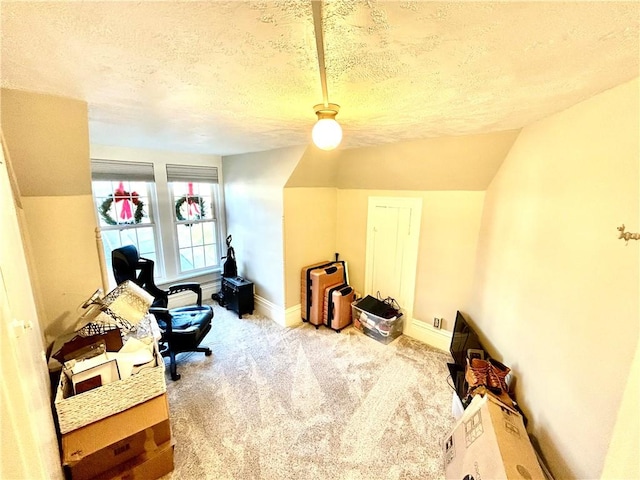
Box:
[175,195,206,221]
[99,183,145,225]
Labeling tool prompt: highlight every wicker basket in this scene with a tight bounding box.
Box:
[54,343,166,434]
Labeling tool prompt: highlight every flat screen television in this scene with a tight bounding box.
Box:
[449,311,484,367]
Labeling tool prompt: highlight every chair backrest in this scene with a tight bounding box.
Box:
[112,245,167,305]
[112,245,141,285]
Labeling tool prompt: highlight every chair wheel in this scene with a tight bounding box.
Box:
[171,372,181,381]
[205,349,212,356]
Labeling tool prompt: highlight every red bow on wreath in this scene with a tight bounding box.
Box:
[114,181,140,221]
[186,183,200,217]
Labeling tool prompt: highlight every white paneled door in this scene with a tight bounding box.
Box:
[365,197,422,325]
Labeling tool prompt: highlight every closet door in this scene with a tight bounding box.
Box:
[365,197,422,324]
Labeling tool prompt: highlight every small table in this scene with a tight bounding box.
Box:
[221,276,254,318]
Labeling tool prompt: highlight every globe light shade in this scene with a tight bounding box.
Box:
[312,118,342,150]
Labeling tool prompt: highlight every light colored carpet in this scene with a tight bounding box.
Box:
[161,305,456,480]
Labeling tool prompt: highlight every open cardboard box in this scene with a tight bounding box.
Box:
[62,393,170,480]
[443,393,545,480]
[55,340,166,434]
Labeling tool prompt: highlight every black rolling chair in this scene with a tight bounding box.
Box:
[111,245,213,380]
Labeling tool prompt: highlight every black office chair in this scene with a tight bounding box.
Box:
[111,245,213,380]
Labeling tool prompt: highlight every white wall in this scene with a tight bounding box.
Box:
[469,78,639,479]
[223,146,305,313]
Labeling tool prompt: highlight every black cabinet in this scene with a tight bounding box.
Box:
[221,276,254,318]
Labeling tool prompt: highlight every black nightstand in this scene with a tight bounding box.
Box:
[221,276,254,318]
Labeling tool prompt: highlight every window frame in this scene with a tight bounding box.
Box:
[169,179,221,275]
[91,155,225,290]
[96,182,162,272]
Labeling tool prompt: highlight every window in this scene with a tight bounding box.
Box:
[167,164,220,274]
[91,159,222,288]
[92,160,159,285]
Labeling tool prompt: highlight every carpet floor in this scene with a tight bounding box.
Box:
[161,305,456,479]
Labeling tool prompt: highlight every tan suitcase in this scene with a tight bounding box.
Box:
[324,285,354,332]
[322,283,346,326]
[309,263,346,327]
[301,261,331,322]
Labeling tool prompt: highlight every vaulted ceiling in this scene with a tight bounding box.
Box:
[1,1,639,156]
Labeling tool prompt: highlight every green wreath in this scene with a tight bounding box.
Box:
[99,194,145,225]
[175,195,206,221]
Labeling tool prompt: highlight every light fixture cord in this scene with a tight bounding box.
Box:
[312,0,329,108]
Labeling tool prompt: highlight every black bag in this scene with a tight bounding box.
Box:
[213,235,238,306]
[222,235,237,278]
[357,294,401,319]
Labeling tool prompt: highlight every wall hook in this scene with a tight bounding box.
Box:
[617,224,640,244]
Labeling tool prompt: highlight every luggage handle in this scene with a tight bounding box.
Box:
[339,286,353,296]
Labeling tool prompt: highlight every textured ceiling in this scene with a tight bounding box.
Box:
[1,1,639,156]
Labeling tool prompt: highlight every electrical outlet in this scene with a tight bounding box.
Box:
[433,317,441,329]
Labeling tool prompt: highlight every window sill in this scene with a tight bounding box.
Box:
[158,269,222,289]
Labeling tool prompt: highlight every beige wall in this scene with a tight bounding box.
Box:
[469,78,639,479]
[20,196,103,339]
[1,89,92,196]
[1,89,102,342]
[600,337,640,479]
[335,189,485,330]
[285,146,339,187]
[283,187,337,308]
[1,135,62,479]
[223,146,305,307]
[282,131,514,326]
[335,130,519,191]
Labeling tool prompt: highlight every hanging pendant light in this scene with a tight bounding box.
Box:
[311,1,342,151]
[312,103,342,150]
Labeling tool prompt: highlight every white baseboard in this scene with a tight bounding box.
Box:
[254,296,303,327]
[254,295,279,323]
[284,304,303,327]
[405,318,452,351]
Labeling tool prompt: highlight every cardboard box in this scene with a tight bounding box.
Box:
[93,440,175,480]
[443,394,545,480]
[64,420,171,480]
[63,394,170,479]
